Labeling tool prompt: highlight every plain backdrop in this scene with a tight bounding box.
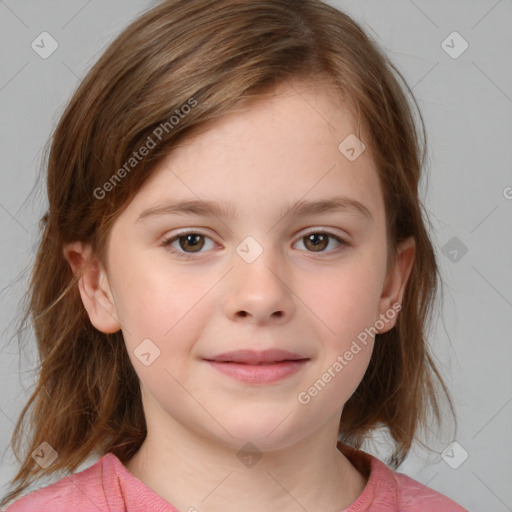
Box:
[1,1,511,510]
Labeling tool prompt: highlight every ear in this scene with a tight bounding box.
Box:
[377,236,415,334]
[62,241,121,334]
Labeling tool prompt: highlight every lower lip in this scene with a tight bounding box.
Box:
[205,360,308,384]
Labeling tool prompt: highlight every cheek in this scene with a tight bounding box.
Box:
[112,259,212,341]
[298,251,386,342]
[294,259,384,413]
[114,266,220,399]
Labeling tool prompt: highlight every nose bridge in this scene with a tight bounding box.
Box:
[224,234,295,323]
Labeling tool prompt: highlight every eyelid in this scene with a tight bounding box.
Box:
[298,227,349,240]
[160,227,219,242]
[294,229,350,252]
[161,229,217,258]
[161,227,350,258]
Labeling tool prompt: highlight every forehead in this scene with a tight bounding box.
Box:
[185,77,361,148]
[115,78,384,229]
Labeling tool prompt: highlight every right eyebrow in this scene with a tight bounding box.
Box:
[136,199,238,224]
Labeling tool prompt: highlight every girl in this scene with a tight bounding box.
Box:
[1,0,469,510]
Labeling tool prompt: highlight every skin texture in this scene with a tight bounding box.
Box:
[64,79,415,511]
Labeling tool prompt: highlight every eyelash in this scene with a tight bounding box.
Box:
[161,229,350,259]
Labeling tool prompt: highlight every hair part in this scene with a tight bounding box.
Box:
[1,0,456,506]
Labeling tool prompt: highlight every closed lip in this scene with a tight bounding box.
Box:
[204,349,309,364]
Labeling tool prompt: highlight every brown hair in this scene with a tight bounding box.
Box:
[1,0,456,506]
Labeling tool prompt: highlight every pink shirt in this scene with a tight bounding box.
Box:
[5,449,468,511]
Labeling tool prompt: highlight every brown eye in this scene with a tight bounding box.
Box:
[177,234,205,252]
[295,231,347,254]
[162,231,215,257]
[303,233,329,252]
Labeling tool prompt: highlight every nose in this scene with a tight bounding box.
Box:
[223,243,296,325]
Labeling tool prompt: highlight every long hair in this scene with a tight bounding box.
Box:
[1,0,456,506]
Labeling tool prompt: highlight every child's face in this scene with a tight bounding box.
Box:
[78,79,413,451]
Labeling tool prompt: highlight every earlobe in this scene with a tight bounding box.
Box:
[62,241,121,334]
[377,237,415,333]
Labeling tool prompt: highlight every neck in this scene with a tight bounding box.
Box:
[125,418,367,512]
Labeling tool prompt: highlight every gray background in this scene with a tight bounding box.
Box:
[1,0,511,510]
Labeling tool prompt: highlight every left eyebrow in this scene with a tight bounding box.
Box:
[280,196,373,223]
[135,196,373,224]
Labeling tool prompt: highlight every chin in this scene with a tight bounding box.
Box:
[205,412,309,453]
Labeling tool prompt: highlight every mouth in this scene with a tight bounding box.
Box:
[205,349,308,364]
[203,349,310,384]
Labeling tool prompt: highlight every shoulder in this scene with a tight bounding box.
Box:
[339,445,469,512]
[376,458,469,511]
[4,454,123,512]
